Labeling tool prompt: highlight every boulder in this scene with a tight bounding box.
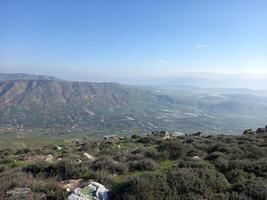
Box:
[243,129,255,135]
[67,188,90,200]
[256,128,265,134]
[88,181,110,200]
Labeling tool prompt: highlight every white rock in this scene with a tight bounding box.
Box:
[83,153,95,161]
[192,156,202,160]
[45,154,54,162]
[88,182,109,200]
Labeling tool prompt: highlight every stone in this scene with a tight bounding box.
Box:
[45,154,54,162]
[191,156,202,160]
[83,153,95,161]
[6,187,31,197]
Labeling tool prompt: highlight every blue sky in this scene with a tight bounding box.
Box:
[0,0,267,88]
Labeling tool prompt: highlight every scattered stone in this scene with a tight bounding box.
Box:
[103,135,122,144]
[56,145,62,150]
[83,153,95,161]
[62,179,82,192]
[26,154,54,162]
[150,131,172,139]
[45,154,54,162]
[6,187,31,197]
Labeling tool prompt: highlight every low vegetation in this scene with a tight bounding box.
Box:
[0,132,266,199]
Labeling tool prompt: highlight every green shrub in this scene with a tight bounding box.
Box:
[128,158,157,172]
[31,178,67,200]
[243,180,267,200]
[92,157,128,175]
[226,169,248,185]
[24,160,80,180]
[111,172,171,200]
[157,140,186,160]
[167,167,230,196]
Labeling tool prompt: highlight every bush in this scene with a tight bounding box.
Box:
[24,160,80,180]
[157,140,186,160]
[128,159,157,172]
[31,178,67,200]
[111,172,171,200]
[225,169,248,185]
[243,180,267,200]
[92,157,128,175]
[212,157,229,173]
[229,159,267,177]
[167,167,230,196]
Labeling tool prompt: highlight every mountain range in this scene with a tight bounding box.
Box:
[0,73,267,135]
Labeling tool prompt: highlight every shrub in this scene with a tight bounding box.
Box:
[111,172,171,200]
[31,178,67,200]
[243,180,267,200]
[167,168,206,195]
[167,167,230,196]
[92,157,128,175]
[229,159,267,177]
[225,169,248,185]
[24,160,80,180]
[157,140,186,160]
[128,158,157,172]
[174,160,213,170]
[212,157,229,173]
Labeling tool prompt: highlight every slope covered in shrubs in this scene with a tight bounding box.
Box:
[0,133,266,199]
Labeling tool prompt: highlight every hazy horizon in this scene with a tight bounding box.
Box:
[1,0,267,89]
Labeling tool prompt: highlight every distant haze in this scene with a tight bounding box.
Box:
[1,0,267,89]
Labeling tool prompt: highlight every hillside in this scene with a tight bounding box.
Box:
[0,132,266,199]
[0,79,177,133]
[0,73,59,81]
[1,74,267,134]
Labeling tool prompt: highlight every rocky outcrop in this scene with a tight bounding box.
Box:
[243,125,267,135]
[67,181,109,200]
[150,131,172,139]
[67,188,90,200]
[88,182,109,200]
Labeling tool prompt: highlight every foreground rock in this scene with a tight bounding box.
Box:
[67,181,109,200]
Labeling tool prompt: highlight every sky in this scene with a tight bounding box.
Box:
[0,0,267,89]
